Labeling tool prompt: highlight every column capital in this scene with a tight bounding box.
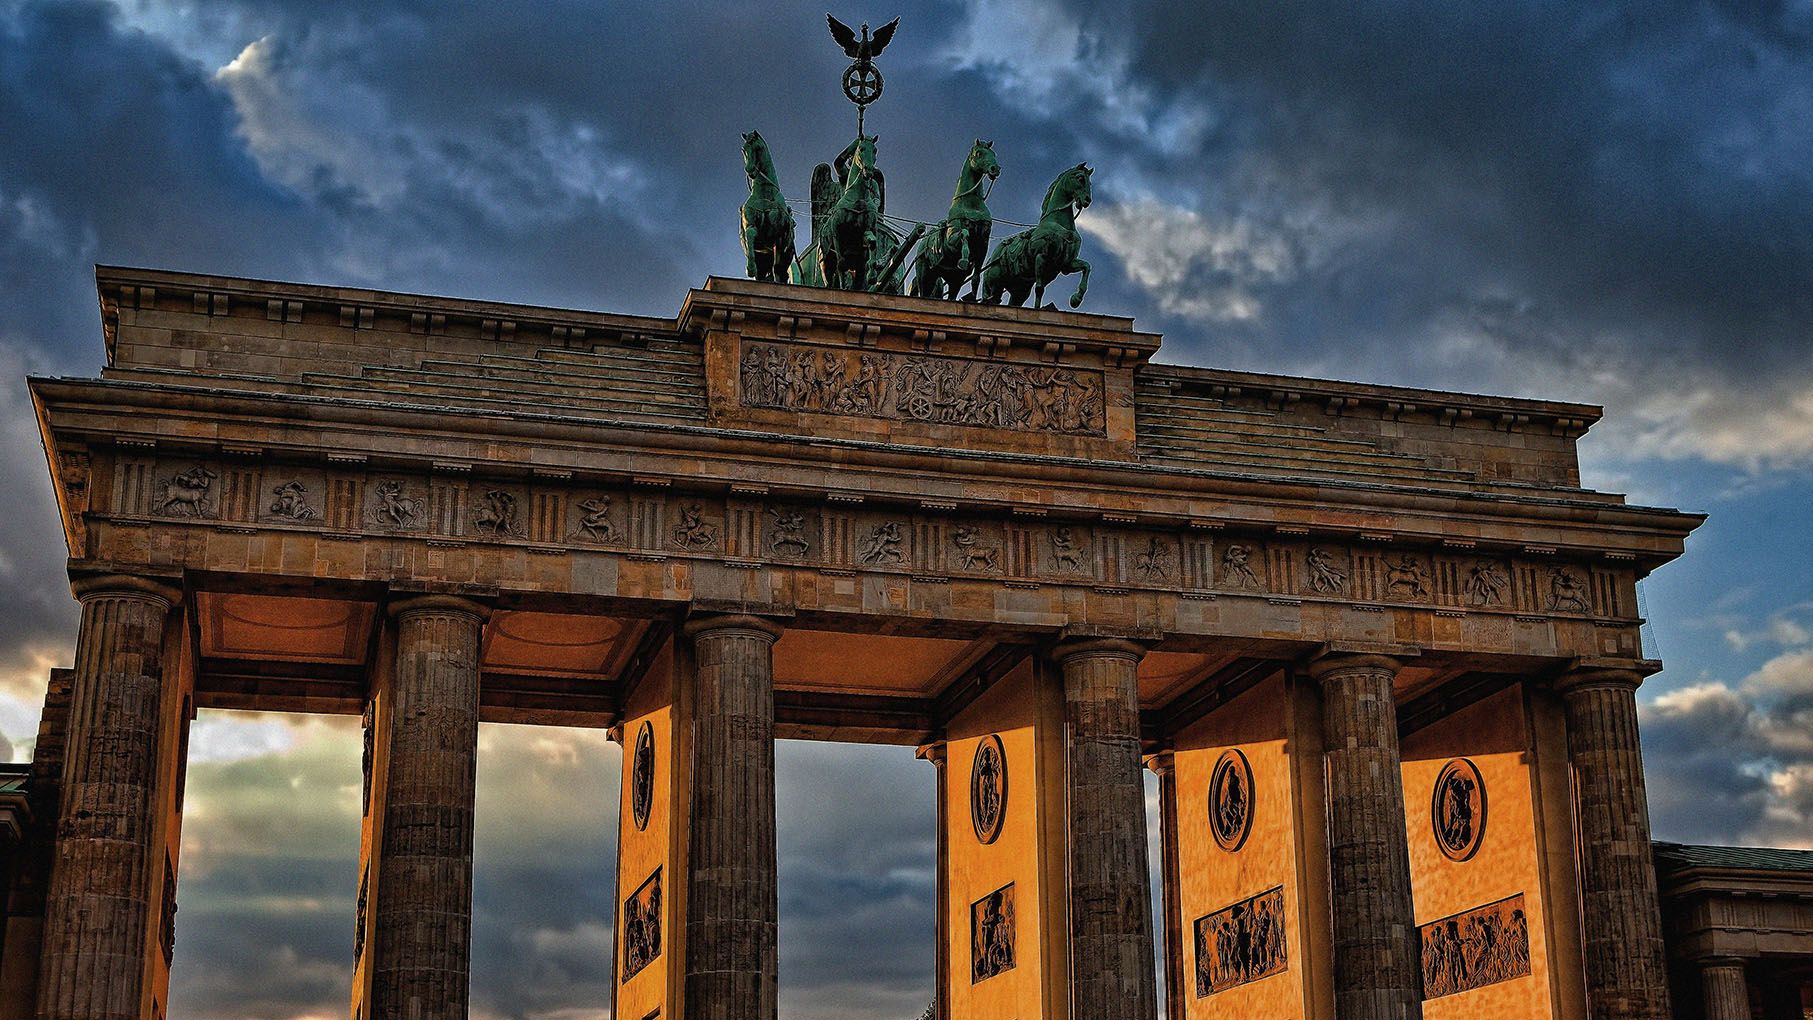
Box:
[1303,649,1408,685]
[681,612,785,642]
[388,593,492,623]
[915,740,947,766]
[1050,637,1148,664]
[1700,956,1751,970]
[1554,666,1647,698]
[69,572,181,608]
[1143,749,1176,777]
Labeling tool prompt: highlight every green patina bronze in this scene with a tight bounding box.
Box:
[981,163,1093,309]
[814,134,889,292]
[740,131,796,285]
[910,139,1000,301]
[737,14,1096,309]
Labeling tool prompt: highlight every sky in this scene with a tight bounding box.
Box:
[0,1,1810,1017]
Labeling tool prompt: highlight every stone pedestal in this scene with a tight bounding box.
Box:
[1700,959,1750,1020]
[1307,653,1422,1020]
[1557,668,1672,1020]
[370,595,488,1020]
[682,615,782,1020]
[1054,639,1158,1020]
[37,576,179,1020]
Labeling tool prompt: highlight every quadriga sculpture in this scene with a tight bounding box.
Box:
[980,162,1092,309]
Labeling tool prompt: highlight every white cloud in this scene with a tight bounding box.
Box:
[943,0,1215,156]
[1082,198,1307,323]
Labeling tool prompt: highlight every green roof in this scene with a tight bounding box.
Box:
[1655,841,1813,874]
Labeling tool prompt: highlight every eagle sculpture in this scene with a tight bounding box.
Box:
[827,14,899,61]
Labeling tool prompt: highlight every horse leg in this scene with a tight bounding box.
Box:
[745,225,760,279]
[1068,258,1091,308]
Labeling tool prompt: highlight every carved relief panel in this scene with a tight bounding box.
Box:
[622,868,663,983]
[970,882,1016,983]
[1193,886,1288,995]
[739,340,1107,437]
[1418,893,1531,999]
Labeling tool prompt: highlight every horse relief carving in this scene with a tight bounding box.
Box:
[622,869,663,982]
[1306,546,1347,594]
[953,525,998,571]
[155,466,217,518]
[1050,527,1086,573]
[1385,555,1429,599]
[769,508,810,556]
[739,341,1105,436]
[1547,566,1590,612]
[372,481,421,530]
[1134,537,1173,581]
[471,490,520,537]
[670,502,718,550]
[970,883,1016,983]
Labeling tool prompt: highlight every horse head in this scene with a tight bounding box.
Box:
[742,131,775,183]
[1041,162,1092,219]
[969,139,1001,182]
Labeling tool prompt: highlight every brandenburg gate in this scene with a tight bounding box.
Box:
[0,261,1698,1019]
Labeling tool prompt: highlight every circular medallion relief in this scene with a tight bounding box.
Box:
[1431,758,1487,862]
[631,722,655,832]
[1207,749,1254,852]
[970,734,1007,845]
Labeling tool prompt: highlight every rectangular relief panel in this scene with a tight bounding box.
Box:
[1418,893,1531,1000]
[970,882,1016,983]
[1193,886,1287,996]
[1401,684,1558,1018]
[622,868,664,983]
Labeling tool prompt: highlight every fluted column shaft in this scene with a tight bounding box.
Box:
[1700,959,1750,1020]
[37,576,178,1020]
[683,615,781,1020]
[1309,653,1422,1020]
[1055,639,1158,1020]
[1558,669,1672,1020]
[371,595,488,1020]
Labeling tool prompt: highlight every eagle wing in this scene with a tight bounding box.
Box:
[827,14,861,58]
[869,17,899,57]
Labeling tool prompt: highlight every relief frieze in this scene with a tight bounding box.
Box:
[97,458,1636,624]
[739,340,1107,436]
[1419,893,1531,999]
[1194,885,1287,995]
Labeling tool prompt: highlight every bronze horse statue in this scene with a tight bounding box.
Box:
[981,162,1093,309]
[740,131,796,284]
[910,139,1000,301]
[814,134,887,291]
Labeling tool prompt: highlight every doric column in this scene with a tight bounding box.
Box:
[37,575,179,1020]
[915,741,950,1020]
[1306,652,1422,1020]
[370,595,489,1019]
[1053,638,1158,1020]
[682,614,782,1020]
[1556,668,1672,1020]
[1700,958,1750,1020]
